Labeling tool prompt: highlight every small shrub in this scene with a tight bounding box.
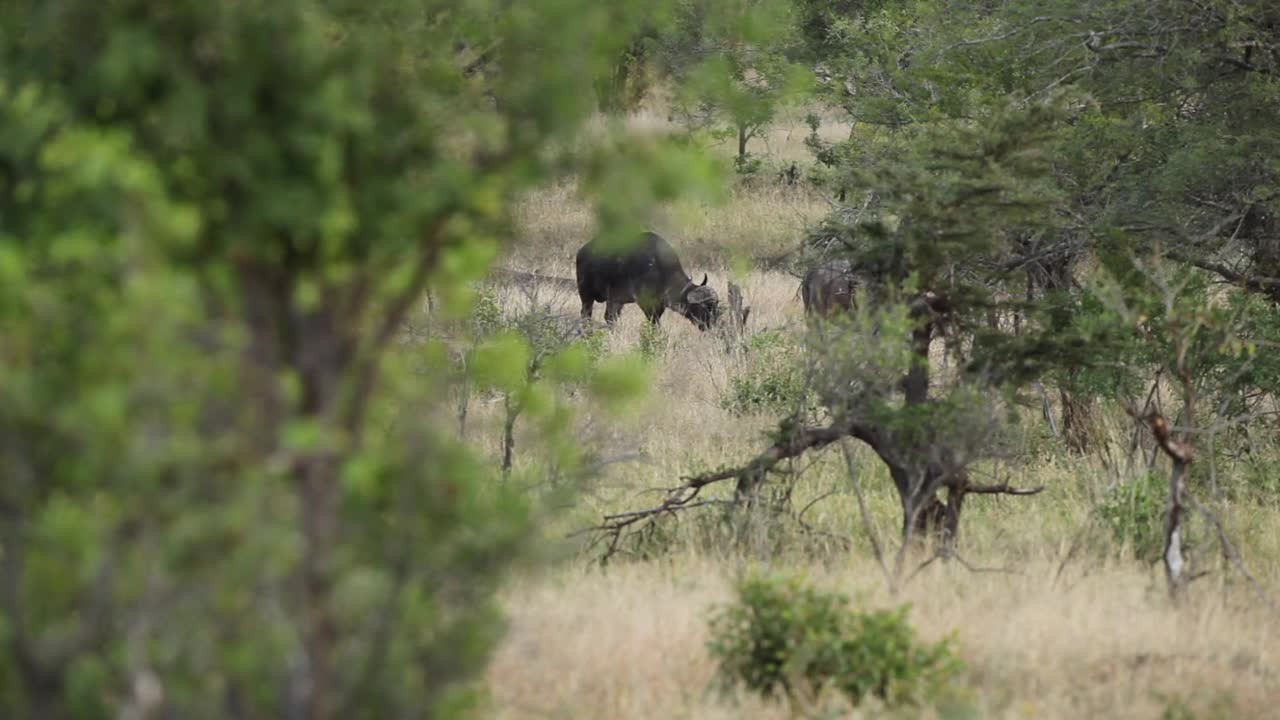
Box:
[734,151,764,180]
[722,330,813,416]
[1097,471,1167,562]
[707,573,960,707]
[470,287,505,338]
[1159,692,1247,720]
[639,321,667,360]
[577,323,610,364]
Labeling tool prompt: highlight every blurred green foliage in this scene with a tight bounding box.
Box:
[0,0,714,718]
[656,0,812,165]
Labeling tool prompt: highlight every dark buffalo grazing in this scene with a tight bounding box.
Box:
[575,231,722,330]
[800,258,857,317]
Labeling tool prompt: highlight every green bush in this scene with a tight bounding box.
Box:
[1097,471,1168,562]
[722,330,813,416]
[639,320,668,359]
[470,287,506,338]
[707,573,960,706]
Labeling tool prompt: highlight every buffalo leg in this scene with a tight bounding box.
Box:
[604,301,623,325]
[641,303,664,325]
[580,297,594,320]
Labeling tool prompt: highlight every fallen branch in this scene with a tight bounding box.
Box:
[966,481,1044,496]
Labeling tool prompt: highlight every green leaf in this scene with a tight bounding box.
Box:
[472,332,531,391]
[589,353,651,411]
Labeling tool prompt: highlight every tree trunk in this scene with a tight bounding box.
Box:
[293,313,350,720]
[501,394,518,478]
[1137,409,1194,600]
[1163,456,1189,596]
[734,467,765,503]
[885,459,962,579]
[903,321,933,405]
[1060,386,1094,453]
[724,281,749,353]
[297,454,340,720]
[237,255,355,720]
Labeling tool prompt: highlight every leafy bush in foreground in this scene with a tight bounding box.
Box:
[708,573,960,706]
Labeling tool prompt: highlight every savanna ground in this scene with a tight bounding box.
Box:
[459,109,1280,718]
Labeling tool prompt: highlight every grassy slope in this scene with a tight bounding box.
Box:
[477,112,1280,718]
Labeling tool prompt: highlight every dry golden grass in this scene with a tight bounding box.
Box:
[475,110,1280,719]
[489,557,1279,720]
[510,110,840,272]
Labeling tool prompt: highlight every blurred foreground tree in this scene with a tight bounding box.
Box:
[0,0,712,718]
[656,0,812,170]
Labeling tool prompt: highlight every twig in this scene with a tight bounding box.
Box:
[966,482,1044,495]
[1185,492,1277,612]
[937,16,1062,52]
[796,489,839,525]
[1053,511,1101,587]
[841,441,893,589]
[904,552,941,585]
[953,552,1025,576]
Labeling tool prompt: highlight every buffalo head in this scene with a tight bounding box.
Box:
[675,273,722,331]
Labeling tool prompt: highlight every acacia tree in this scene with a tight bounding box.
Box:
[801,0,1279,443]
[869,0,1280,584]
[0,1,710,718]
[927,0,1280,460]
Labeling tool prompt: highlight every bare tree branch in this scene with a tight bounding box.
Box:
[939,16,1062,52]
[1185,492,1277,612]
[966,482,1045,496]
[841,441,893,589]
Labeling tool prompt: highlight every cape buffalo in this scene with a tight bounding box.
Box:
[800,258,857,317]
[576,231,721,330]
